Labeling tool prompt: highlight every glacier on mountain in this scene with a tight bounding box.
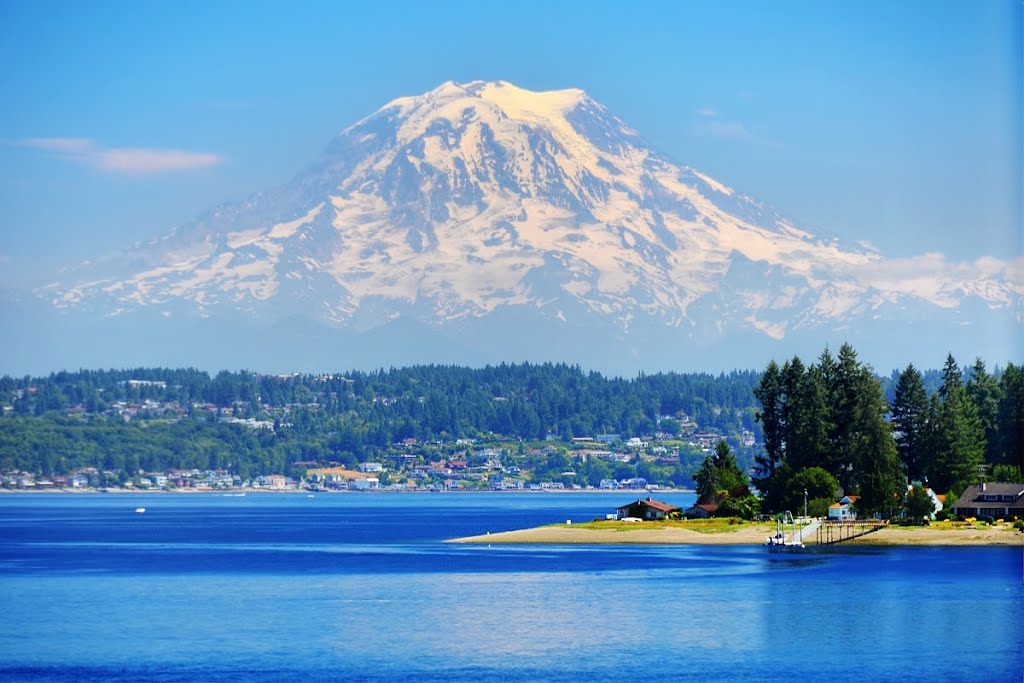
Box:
[23,80,1023,373]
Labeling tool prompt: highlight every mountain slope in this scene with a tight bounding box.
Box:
[23,80,1024,372]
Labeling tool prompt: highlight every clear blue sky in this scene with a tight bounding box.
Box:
[0,0,1020,286]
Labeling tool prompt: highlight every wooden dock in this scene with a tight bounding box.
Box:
[815,520,888,545]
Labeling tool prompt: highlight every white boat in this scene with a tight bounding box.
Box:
[134,507,146,514]
[764,511,806,550]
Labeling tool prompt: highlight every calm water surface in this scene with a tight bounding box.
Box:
[0,492,1020,682]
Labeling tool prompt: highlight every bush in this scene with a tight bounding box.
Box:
[1014,519,1024,532]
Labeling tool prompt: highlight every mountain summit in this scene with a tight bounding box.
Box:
[23,81,1024,372]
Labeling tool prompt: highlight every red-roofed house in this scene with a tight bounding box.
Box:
[616,497,679,520]
[683,503,718,519]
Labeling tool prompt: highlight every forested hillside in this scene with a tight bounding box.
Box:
[0,364,763,486]
[1,353,1019,503]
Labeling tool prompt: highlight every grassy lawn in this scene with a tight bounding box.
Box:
[553,518,763,534]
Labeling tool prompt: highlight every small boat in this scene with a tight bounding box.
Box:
[134,507,146,514]
[764,511,806,551]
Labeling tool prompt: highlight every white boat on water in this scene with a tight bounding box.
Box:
[764,511,817,551]
[134,507,146,514]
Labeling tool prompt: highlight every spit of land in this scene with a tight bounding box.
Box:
[449,519,1024,546]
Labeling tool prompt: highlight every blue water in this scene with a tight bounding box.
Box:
[0,493,1020,682]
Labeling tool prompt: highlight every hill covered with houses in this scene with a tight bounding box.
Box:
[0,364,763,492]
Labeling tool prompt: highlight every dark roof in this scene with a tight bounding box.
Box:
[617,497,679,513]
[953,482,1024,510]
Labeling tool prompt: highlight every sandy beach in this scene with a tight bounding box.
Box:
[450,522,1024,546]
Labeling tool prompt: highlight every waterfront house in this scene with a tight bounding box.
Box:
[616,497,679,520]
[683,503,718,519]
[951,482,1024,519]
[827,495,859,521]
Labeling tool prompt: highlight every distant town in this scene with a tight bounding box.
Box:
[0,366,762,493]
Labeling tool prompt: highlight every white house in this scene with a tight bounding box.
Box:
[349,477,380,491]
[827,495,860,521]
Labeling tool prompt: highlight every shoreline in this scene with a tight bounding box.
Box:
[449,522,1024,547]
[0,487,694,495]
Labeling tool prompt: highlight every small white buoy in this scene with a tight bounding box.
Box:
[566,519,572,525]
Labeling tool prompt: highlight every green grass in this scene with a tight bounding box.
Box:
[553,518,765,534]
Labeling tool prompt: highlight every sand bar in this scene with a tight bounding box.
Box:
[450,523,1024,546]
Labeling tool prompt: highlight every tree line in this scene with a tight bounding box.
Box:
[1,364,763,442]
[0,363,764,480]
[751,344,1022,517]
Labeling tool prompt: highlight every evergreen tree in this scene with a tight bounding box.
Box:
[827,343,864,491]
[851,378,902,516]
[891,364,929,482]
[997,363,1024,472]
[929,355,985,493]
[965,358,1002,465]
[752,361,784,509]
[833,351,903,515]
[692,451,720,502]
[693,439,748,504]
[781,357,830,473]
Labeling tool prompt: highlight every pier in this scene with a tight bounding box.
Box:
[815,520,889,545]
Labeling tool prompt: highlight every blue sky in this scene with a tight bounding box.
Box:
[0,0,1020,286]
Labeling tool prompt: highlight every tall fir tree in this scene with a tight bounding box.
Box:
[929,354,985,493]
[693,439,749,504]
[781,356,829,473]
[965,358,1002,466]
[849,365,902,515]
[753,360,784,509]
[826,343,862,491]
[997,363,1024,472]
[891,364,929,482]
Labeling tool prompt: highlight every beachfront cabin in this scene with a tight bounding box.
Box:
[616,497,679,521]
[827,495,859,521]
[952,482,1024,519]
[683,503,718,519]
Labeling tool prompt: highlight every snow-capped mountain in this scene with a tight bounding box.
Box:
[20,81,1024,372]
